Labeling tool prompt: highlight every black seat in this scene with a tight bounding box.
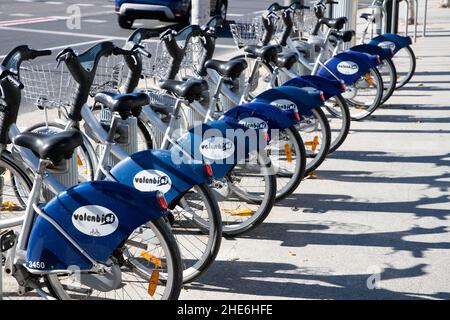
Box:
[13,130,83,164]
[205,59,248,79]
[275,52,298,70]
[331,30,356,43]
[94,92,149,115]
[244,45,282,63]
[319,17,348,30]
[360,13,373,21]
[159,79,208,103]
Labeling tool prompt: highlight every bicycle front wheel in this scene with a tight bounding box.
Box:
[0,150,32,222]
[45,216,183,300]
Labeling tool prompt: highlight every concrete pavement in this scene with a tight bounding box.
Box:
[1,0,450,300]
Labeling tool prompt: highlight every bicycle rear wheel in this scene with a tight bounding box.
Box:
[393,45,416,89]
[343,67,384,120]
[323,94,351,153]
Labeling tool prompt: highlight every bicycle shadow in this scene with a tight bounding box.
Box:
[188,261,432,299]
[236,222,450,258]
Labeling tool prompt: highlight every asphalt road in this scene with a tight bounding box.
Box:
[0,0,279,61]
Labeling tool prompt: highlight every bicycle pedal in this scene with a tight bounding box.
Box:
[0,230,16,253]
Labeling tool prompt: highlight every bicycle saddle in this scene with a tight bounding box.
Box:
[275,52,299,70]
[13,130,83,164]
[159,79,208,103]
[331,30,356,43]
[244,45,282,63]
[360,13,373,21]
[94,92,149,116]
[319,17,348,30]
[204,59,248,79]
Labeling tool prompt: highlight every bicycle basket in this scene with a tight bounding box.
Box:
[20,62,77,109]
[293,7,317,35]
[91,55,129,95]
[230,17,265,48]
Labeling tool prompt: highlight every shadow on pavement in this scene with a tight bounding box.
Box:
[189,262,431,300]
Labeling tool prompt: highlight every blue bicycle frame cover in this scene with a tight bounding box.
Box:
[174,120,266,179]
[26,181,166,272]
[110,149,211,206]
[283,75,344,101]
[350,43,393,60]
[318,50,380,85]
[220,102,297,132]
[253,87,323,117]
[368,33,412,55]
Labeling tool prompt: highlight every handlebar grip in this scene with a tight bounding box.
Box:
[137,48,151,58]
[7,75,24,90]
[32,50,52,58]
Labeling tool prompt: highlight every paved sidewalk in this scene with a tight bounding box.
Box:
[179,1,450,300]
[2,0,450,300]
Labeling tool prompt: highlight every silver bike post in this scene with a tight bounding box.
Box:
[391,0,397,34]
[404,0,409,36]
[206,76,225,121]
[414,0,418,42]
[240,58,262,104]
[161,98,183,150]
[423,0,428,37]
[311,29,332,75]
[14,160,49,264]
[94,114,120,181]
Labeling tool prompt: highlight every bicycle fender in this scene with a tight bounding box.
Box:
[174,120,266,179]
[368,33,412,55]
[350,43,393,60]
[110,149,211,207]
[253,86,323,117]
[318,50,380,86]
[283,75,344,101]
[26,181,167,272]
[222,102,298,130]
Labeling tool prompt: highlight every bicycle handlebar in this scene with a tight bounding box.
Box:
[1,46,52,72]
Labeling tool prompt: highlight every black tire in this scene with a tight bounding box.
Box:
[297,107,331,175]
[379,57,397,104]
[46,216,183,300]
[118,15,134,29]
[271,126,306,201]
[173,183,222,283]
[394,45,416,89]
[323,94,351,154]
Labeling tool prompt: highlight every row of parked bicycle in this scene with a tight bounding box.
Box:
[0,0,416,300]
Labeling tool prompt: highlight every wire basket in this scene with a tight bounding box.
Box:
[179,37,208,78]
[20,57,128,109]
[20,62,78,109]
[230,17,265,48]
[293,7,318,35]
[91,55,129,95]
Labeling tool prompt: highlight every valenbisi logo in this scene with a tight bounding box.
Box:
[200,137,235,160]
[337,61,359,75]
[270,99,298,112]
[238,117,268,130]
[72,205,119,237]
[378,41,396,51]
[133,170,172,193]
